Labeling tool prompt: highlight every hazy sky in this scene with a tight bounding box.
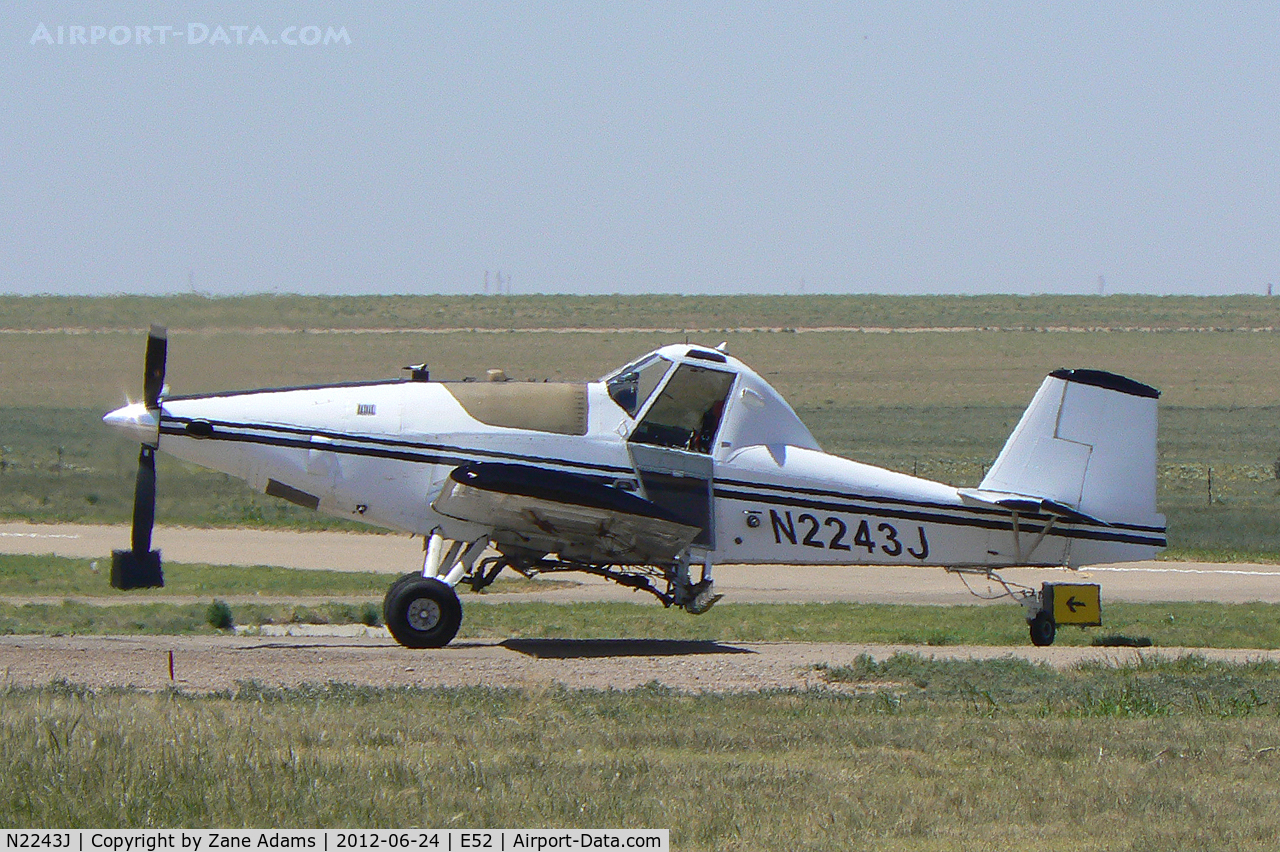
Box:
[3,3,1278,296]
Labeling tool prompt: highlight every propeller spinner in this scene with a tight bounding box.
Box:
[104,325,167,590]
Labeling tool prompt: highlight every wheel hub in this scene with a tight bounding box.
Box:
[406,596,442,632]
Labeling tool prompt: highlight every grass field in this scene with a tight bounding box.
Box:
[1,293,1278,551]
[4,293,1280,848]
[3,553,1280,649]
[5,292,1280,331]
[0,553,391,597]
[6,401,1278,553]
[8,325,1280,411]
[8,598,1280,650]
[4,662,1280,849]
[3,322,1279,553]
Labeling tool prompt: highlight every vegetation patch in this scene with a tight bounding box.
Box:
[205,599,233,630]
[5,292,1280,332]
[2,673,1280,848]
[0,554,554,598]
[3,596,1280,649]
[818,652,1280,717]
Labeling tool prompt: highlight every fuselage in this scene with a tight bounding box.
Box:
[115,344,1163,571]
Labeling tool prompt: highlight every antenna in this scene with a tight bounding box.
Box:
[1097,275,1105,296]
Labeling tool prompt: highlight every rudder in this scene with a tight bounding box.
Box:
[980,369,1162,529]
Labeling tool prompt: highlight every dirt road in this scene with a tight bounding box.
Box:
[3,633,1278,694]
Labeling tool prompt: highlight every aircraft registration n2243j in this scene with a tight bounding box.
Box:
[103,329,1165,648]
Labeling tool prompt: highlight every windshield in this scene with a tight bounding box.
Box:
[630,364,736,454]
[605,356,672,418]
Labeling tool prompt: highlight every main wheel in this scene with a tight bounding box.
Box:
[384,575,462,648]
[1029,611,1057,647]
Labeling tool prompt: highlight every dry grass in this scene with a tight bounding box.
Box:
[6,292,1280,332]
[3,670,1280,849]
[4,297,1280,554]
[3,573,1280,647]
[7,291,1280,332]
[5,327,1280,410]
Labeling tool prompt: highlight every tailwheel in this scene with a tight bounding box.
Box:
[384,575,463,648]
[1029,611,1057,647]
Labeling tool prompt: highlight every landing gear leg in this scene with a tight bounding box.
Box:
[466,556,506,592]
[671,551,722,615]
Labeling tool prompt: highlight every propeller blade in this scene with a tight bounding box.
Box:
[131,445,157,555]
[110,327,167,591]
[111,443,163,589]
[143,325,168,409]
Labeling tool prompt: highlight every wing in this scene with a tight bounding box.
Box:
[432,462,701,564]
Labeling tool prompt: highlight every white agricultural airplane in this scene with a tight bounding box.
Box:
[104,327,1165,648]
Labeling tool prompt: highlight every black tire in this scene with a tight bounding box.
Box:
[1029,611,1056,647]
[384,575,462,648]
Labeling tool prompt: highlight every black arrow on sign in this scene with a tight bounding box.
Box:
[1067,596,1085,613]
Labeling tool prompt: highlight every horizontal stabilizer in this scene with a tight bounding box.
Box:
[957,488,1108,526]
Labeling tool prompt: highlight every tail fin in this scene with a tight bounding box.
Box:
[978,369,1162,528]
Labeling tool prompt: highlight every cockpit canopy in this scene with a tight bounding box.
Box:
[602,344,821,455]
